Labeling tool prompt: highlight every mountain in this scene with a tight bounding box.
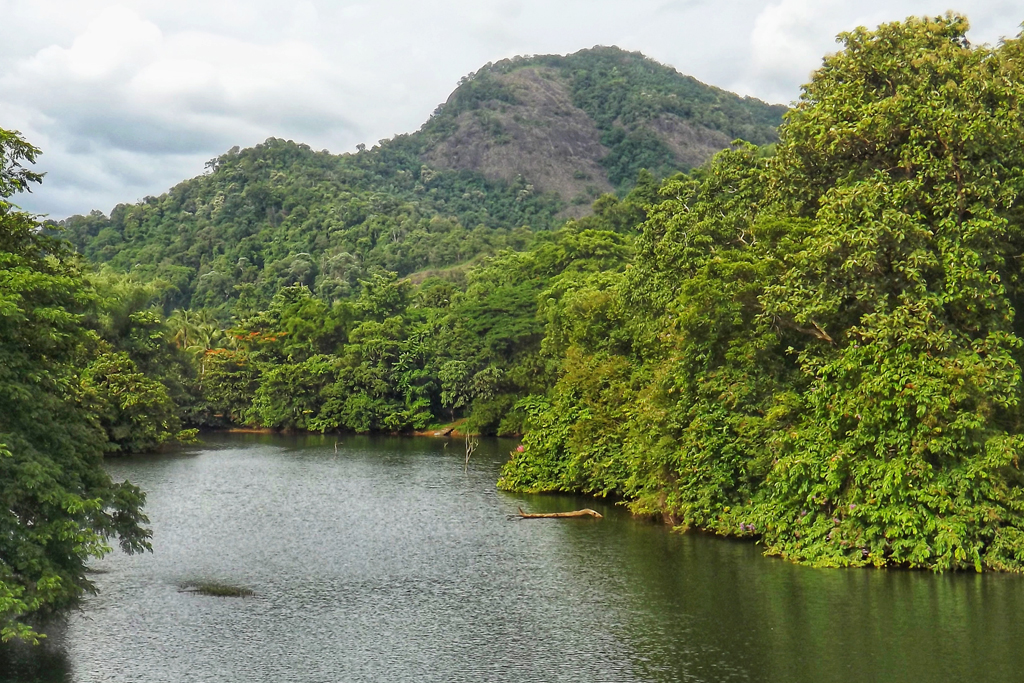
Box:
[418,46,786,212]
[62,46,786,316]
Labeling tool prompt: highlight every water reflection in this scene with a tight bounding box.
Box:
[0,633,69,683]
[555,499,1024,682]
[1,434,1022,682]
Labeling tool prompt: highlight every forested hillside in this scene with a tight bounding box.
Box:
[62,139,560,318]
[61,46,783,319]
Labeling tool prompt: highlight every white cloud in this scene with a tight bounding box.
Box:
[0,0,1020,217]
[1,4,363,216]
[31,7,160,80]
[734,0,897,103]
[735,1,1021,103]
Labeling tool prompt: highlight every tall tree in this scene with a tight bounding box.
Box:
[758,14,1024,570]
[0,129,150,642]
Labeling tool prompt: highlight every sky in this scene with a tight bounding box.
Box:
[1,1,1021,218]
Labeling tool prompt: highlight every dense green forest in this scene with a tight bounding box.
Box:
[4,11,1024,644]
[502,15,1024,572]
[61,46,784,321]
[62,139,560,319]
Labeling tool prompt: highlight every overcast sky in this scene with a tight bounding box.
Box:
[1,1,1020,218]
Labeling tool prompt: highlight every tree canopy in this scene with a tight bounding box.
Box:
[0,130,196,642]
[502,14,1024,571]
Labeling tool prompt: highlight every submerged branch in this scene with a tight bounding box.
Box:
[516,507,603,519]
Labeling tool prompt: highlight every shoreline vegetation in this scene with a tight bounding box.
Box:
[4,10,1024,644]
[221,419,479,437]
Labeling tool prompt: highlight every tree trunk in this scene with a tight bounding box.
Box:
[516,507,602,519]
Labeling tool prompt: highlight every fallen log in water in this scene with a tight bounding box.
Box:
[517,507,603,519]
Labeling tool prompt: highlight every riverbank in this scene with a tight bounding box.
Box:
[215,419,487,440]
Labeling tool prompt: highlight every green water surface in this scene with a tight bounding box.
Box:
[1,433,1020,682]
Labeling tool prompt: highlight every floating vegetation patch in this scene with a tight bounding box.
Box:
[180,581,254,597]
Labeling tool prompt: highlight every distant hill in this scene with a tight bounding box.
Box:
[62,46,785,316]
[418,47,786,213]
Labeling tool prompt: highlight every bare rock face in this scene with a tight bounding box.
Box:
[417,47,785,215]
[646,114,733,169]
[423,68,614,216]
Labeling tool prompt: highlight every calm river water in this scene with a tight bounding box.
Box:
[2,434,1023,682]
